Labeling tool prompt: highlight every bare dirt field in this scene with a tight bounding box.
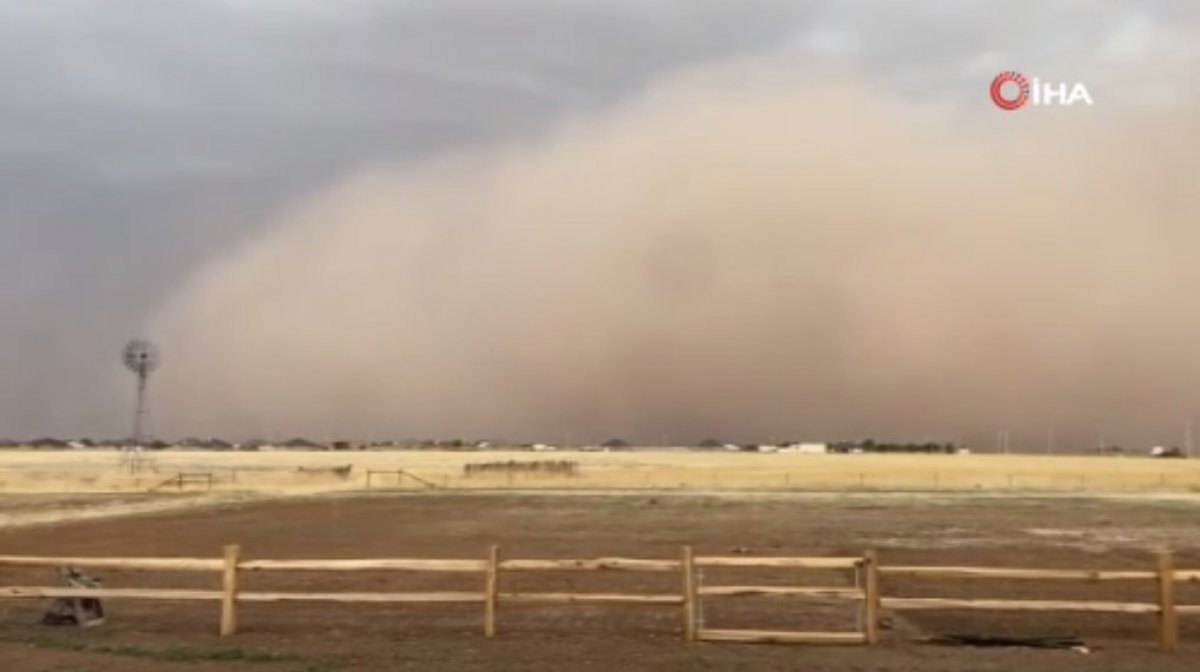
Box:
[0,493,247,530]
[2,492,1199,671]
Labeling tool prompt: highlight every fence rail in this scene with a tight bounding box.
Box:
[880,566,1157,581]
[0,548,1196,651]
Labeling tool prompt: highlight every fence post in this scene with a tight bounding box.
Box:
[682,545,698,642]
[862,550,879,644]
[1156,551,1179,653]
[484,545,500,638]
[220,544,241,636]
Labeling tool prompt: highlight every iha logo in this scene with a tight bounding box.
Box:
[990,71,1093,111]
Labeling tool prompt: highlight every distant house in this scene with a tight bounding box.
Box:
[778,442,828,454]
[177,437,234,450]
[280,437,326,450]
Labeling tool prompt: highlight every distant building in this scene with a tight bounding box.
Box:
[775,442,828,454]
[280,437,326,449]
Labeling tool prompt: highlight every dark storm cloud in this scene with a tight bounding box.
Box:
[0,0,807,437]
[2,1,1198,449]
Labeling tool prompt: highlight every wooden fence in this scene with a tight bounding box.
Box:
[149,472,215,492]
[363,469,438,489]
[0,549,1195,651]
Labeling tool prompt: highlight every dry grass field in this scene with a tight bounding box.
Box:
[1,449,1199,498]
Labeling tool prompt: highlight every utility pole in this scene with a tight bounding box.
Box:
[995,429,1010,454]
[1047,427,1054,455]
[1186,421,1193,459]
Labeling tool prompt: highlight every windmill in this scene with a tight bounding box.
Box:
[122,339,160,472]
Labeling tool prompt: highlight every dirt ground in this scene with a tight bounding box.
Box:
[2,492,1199,671]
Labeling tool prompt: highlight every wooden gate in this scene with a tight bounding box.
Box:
[683,549,878,645]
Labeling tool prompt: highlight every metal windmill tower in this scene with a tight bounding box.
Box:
[122,339,160,471]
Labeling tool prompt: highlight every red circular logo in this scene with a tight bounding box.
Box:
[990,71,1029,111]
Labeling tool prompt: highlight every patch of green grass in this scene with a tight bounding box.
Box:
[7,633,316,665]
[134,644,300,663]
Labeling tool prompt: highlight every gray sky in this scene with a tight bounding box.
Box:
[2,1,1199,448]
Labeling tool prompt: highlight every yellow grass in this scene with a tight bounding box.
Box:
[1,449,1199,496]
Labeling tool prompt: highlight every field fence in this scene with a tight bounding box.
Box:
[0,547,1196,651]
[2,463,1199,495]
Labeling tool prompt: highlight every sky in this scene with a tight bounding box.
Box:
[2,1,1199,450]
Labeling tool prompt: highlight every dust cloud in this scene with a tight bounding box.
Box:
[146,62,1200,449]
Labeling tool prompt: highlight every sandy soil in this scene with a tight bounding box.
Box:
[1,492,1199,671]
[0,493,257,530]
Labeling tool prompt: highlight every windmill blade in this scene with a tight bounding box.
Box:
[122,339,161,374]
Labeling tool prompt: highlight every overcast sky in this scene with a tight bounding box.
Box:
[3,1,1199,447]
